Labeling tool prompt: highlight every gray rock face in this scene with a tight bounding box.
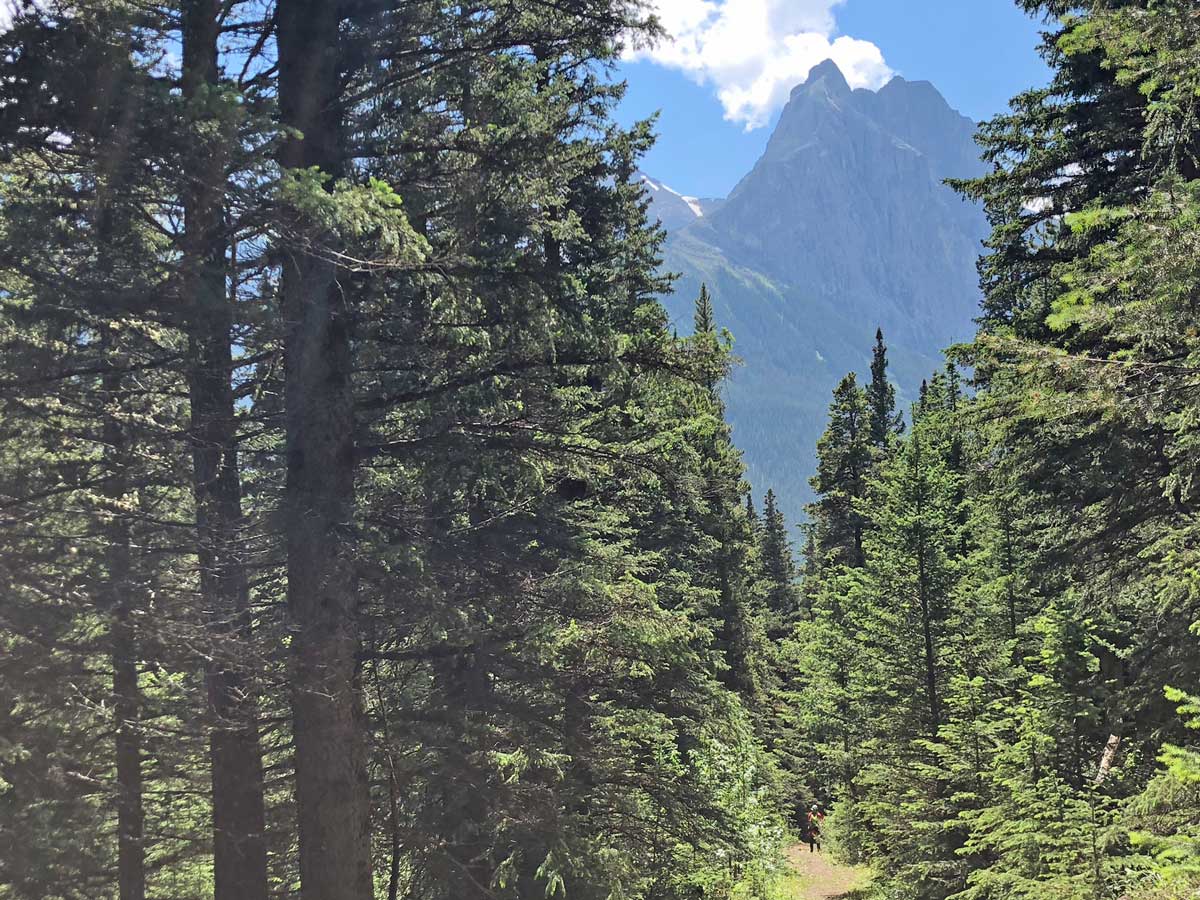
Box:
[650,60,987,521]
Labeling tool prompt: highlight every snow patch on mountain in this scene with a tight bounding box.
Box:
[640,174,705,219]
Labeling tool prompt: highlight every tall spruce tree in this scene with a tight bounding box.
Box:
[179,0,268,894]
[793,355,880,825]
[274,0,375,893]
[694,282,716,336]
[16,3,1200,900]
[690,285,762,701]
[809,373,872,568]
[867,328,904,451]
[759,488,799,632]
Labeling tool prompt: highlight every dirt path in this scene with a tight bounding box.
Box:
[785,844,870,900]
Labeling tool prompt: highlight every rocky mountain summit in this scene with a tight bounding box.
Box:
[644,60,988,520]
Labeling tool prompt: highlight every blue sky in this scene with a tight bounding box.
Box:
[616,0,1053,198]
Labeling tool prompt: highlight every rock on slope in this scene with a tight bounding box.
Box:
[645,60,987,520]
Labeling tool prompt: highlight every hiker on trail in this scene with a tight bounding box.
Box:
[804,803,825,853]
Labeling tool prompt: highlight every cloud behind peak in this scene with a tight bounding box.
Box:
[630,0,893,129]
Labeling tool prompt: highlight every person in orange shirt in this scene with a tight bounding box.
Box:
[803,804,826,853]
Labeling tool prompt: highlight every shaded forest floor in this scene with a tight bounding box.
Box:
[782,844,872,900]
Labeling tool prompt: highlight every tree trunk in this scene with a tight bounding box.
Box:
[1094,733,1121,786]
[373,666,402,900]
[277,2,373,897]
[111,603,145,900]
[180,2,270,897]
[103,368,146,900]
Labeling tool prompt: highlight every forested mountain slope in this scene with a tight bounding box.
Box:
[648,60,987,519]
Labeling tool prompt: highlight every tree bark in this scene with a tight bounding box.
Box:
[277,1,373,897]
[1094,733,1121,786]
[180,2,270,897]
[111,602,145,900]
[103,367,146,900]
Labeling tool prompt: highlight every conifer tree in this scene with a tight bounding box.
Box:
[800,530,819,621]
[0,7,204,894]
[673,285,763,702]
[759,489,799,631]
[809,374,872,568]
[956,0,1200,839]
[851,375,985,897]
[1127,685,1200,895]
[953,0,1160,335]
[867,328,904,450]
[694,282,716,336]
[180,0,268,894]
[793,362,879,827]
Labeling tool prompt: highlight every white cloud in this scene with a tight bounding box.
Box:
[0,0,38,33]
[631,0,893,130]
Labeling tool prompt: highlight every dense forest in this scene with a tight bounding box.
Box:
[1,1,1199,900]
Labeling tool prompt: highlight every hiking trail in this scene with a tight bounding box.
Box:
[785,843,871,900]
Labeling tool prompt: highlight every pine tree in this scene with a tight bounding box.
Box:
[861,414,958,736]
[800,530,819,621]
[809,374,873,568]
[793,365,877,834]
[759,489,799,631]
[180,1,268,894]
[867,328,904,450]
[21,3,1200,900]
[956,0,1200,846]
[694,282,716,336]
[336,12,781,898]
[952,0,1160,335]
[692,287,763,703]
[746,493,759,531]
[956,601,1124,900]
[274,0,374,894]
[0,8,201,894]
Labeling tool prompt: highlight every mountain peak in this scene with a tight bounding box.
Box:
[879,75,954,110]
[794,59,849,97]
[659,67,987,520]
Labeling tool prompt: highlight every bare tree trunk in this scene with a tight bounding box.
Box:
[180,2,270,897]
[1094,734,1121,786]
[1095,644,1126,788]
[277,1,373,897]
